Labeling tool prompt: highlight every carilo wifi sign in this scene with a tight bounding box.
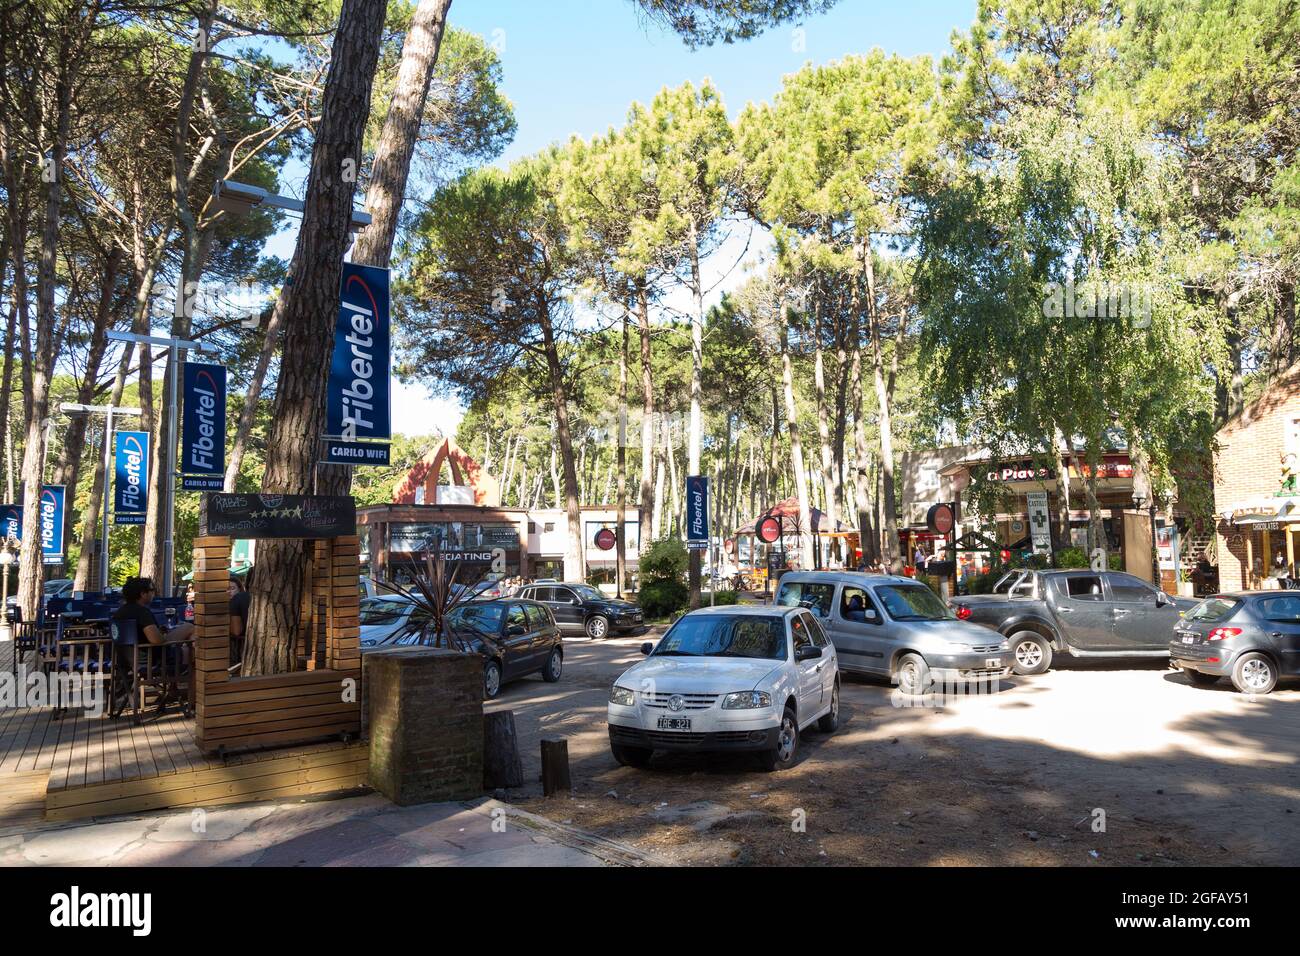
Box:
[181,362,227,490]
[114,431,149,525]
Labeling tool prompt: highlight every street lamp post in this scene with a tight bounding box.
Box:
[60,402,142,591]
[108,330,218,597]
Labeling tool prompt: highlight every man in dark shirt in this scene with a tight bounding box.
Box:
[113,577,164,643]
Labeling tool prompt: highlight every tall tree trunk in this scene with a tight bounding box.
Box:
[15,17,82,620]
[616,312,628,594]
[865,254,899,568]
[244,0,388,675]
[636,281,655,550]
[779,304,814,568]
[812,300,839,552]
[686,223,704,607]
[539,302,584,581]
[849,310,875,565]
[316,0,454,498]
[74,345,135,591]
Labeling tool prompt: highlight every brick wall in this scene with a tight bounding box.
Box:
[1213,362,1300,590]
[366,647,484,805]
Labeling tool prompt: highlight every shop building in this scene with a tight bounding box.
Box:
[358,438,641,585]
[899,441,1197,589]
[1213,362,1300,591]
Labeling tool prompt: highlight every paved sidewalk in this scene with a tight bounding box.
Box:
[0,794,660,867]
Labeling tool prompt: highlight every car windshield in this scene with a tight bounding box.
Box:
[570,585,604,602]
[359,599,409,626]
[875,585,953,621]
[653,614,786,660]
[448,603,505,635]
[1185,597,1240,624]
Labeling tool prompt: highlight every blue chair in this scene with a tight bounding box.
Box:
[51,614,113,718]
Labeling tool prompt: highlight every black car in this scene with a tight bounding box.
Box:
[388,598,564,699]
[1171,591,1300,695]
[516,582,643,639]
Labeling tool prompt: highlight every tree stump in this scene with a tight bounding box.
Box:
[540,737,571,796]
[483,710,523,789]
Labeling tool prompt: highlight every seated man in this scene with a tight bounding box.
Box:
[113,577,194,644]
[843,592,868,622]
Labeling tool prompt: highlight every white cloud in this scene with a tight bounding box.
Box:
[390,376,464,439]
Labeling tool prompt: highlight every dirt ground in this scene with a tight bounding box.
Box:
[491,630,1300,866]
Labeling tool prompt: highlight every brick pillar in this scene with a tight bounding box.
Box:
[366,647,483,805]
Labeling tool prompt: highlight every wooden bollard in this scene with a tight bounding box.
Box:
[483,710,524,789]
[540,737,571,796]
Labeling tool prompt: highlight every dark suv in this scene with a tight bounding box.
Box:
[516,582,643,639]
[388,598,564,699]
[1171,591,1300,695]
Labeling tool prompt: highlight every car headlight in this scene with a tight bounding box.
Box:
[999,640,1010,651]
[722,690,771,709]
[609,685,636,706]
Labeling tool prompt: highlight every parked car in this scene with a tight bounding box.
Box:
[1171,591,1300,694]
[359,595,428,650]
[385,597,564,699]
[607,605,839,771]
[516,581,643,639]
[776,571,1011,694]
[950,568,1198,675]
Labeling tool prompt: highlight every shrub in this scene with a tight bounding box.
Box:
[709,589,739,605]
[640,536,687,583]
[1054,547,1089,569]
[639,578,689,618]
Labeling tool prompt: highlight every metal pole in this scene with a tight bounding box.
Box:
[164,341,179,597]
[100,406,113,591]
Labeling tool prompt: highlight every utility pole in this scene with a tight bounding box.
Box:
[107,330,218,596]
[60,402,143,590]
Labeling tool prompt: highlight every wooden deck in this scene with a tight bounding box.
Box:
[1,642,370,825]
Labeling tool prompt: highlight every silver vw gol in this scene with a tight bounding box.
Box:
[775,571,1012,695]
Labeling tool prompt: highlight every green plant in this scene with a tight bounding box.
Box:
[709,589,739,605]
[640,536,688,583]
[639,578,689,618]
[1054,547,1089,569]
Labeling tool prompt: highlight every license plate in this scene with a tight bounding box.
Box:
[985,658,1000,668]
[656,717,690,731]
[1181,635,1194,644]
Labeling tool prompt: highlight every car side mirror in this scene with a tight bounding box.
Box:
[795,645,822,662]
[640,641,654,656]
[1156,592,1172,607]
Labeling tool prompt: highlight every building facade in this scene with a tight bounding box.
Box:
[1213,362,1300,591]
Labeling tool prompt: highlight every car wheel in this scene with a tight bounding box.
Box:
[585,614,609,639]
[610,742,652,767]
[895,653,932,696]
[483,660,502,700]
[1009,632,1052,676]
[542,647,563,682]
[758,706,799,771]
[817,681,840,733]
[1231,653,1277,695]
[1183,669,1221,688]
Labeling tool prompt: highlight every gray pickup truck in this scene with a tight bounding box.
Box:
[949,569,1198,675]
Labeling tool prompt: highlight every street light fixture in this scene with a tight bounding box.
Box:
[213,179,372,232]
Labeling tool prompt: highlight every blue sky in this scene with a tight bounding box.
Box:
[288,0,981,436]
[450,0,975,166]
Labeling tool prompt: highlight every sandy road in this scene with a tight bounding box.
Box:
[489,633,1300,865]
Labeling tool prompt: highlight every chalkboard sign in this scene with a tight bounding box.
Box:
[203,494,356,539]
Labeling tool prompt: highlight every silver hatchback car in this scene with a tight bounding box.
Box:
[775,571,1012,694]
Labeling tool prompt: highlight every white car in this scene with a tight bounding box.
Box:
[607,605,840,772]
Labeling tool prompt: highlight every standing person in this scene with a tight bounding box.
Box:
[229,571,252,637]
